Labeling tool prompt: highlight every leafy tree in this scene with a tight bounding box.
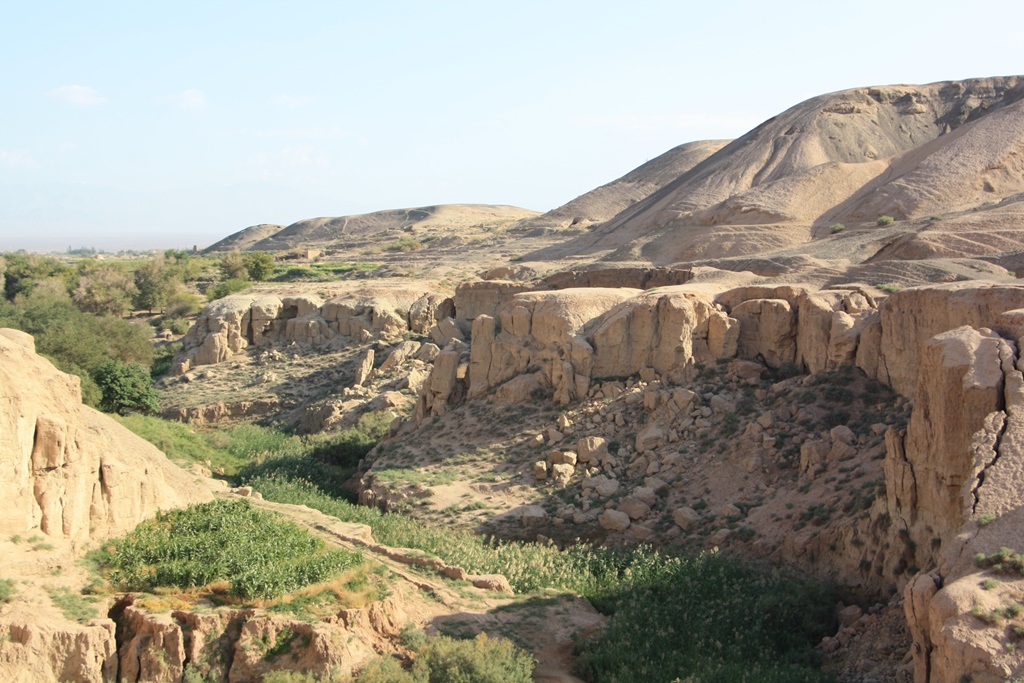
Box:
[2,252,73,301]
[72,263,137,316]
[164,249,205,283]
[243,251,275,281]
[93,359,160,415]
[218,251,248,281]
[133,258,178,312]
[0,287,153,407]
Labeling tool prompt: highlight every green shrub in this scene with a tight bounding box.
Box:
[272,266,318,282]
[0,578,15,602]
[0,287,153,406]
[384,237,423,252]
[93,359,160,415]
[218,252,248,280]
[830,224,845,234]
[102,499,361,599]
[414,633,533,683]
[164,290,202,319]
[243,252,276,281]
[208,278,250,300]
[876,215,895,226]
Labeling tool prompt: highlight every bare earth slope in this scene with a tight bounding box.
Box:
[205,222,285,252]
[235,204,539,252]
[530,76,1024,264]
[513,140,729,230]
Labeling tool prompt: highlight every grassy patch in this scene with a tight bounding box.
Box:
[0,579,15,602]
[249,476,835,682]
[119,412,390,490]
[100,499,362,599]
[48,587,98,623]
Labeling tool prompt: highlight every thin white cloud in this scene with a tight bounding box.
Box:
[274,94,314,108]
[169,89,207,111]
[0,149,39,169]
[281,145,330,168]
[51,85,106,106]
[250,127,362,141]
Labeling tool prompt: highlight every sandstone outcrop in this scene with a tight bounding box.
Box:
[0,329,212,682]
[172,286,444,375]
[400,279,1024,680]
[0,330,211,547]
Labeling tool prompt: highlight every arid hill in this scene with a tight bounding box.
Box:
[208,204,539,253]
[529,76,1024,266]
[204,222,285,252]
[511,139,729,231]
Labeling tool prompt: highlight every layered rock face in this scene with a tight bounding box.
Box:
[0,329,211,546]
[408,278,1024,681]
[0,328,212,682]
[418,281,877,418]
[171,286,451,375]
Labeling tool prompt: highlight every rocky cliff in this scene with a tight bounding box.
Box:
[0,328,212,682]
[0,329,212,547]
[394,278,1024,682]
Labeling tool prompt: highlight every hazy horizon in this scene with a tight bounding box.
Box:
[3,0,1023,252]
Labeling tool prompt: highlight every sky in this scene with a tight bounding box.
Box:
[1,0,1023,252]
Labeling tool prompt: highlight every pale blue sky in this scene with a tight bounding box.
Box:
[2,0,1022,251]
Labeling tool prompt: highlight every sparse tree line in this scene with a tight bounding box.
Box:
[0,249,276,414]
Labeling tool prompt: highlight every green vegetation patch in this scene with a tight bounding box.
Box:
[251,478,834,682]
[117,412,389,486]
[573,553,834,683]
[0,578,15,602]
[976,547,1024,575]
[48,586,98,623]
[102,499,361,599]
[356,632,533,683]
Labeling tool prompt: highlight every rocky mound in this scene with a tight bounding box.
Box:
[530,76,1024,264]
[0,328,211,547]
[210,204,540,253]
[512,140,729,231]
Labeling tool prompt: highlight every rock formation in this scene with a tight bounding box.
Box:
[0,328,212,682]
[171,285,448,375]
[531,77,1024,264]
[397,278,1024,681]
[0,329,211,547]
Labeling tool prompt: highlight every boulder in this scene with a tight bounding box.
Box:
[598,509,631,532]
[533,461,548,481]
[635,422,667,452]
[353,348,375,386]
[577,436,608,464]
[618,497,651,520]
[731,298,797,369]
[521,505,548,527]
[673,507,700,530]
[551,463,574,486]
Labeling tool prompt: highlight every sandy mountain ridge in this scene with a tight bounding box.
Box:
[207,76,1024,290]
[534,75,1024,264]
[206,204,540,253]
